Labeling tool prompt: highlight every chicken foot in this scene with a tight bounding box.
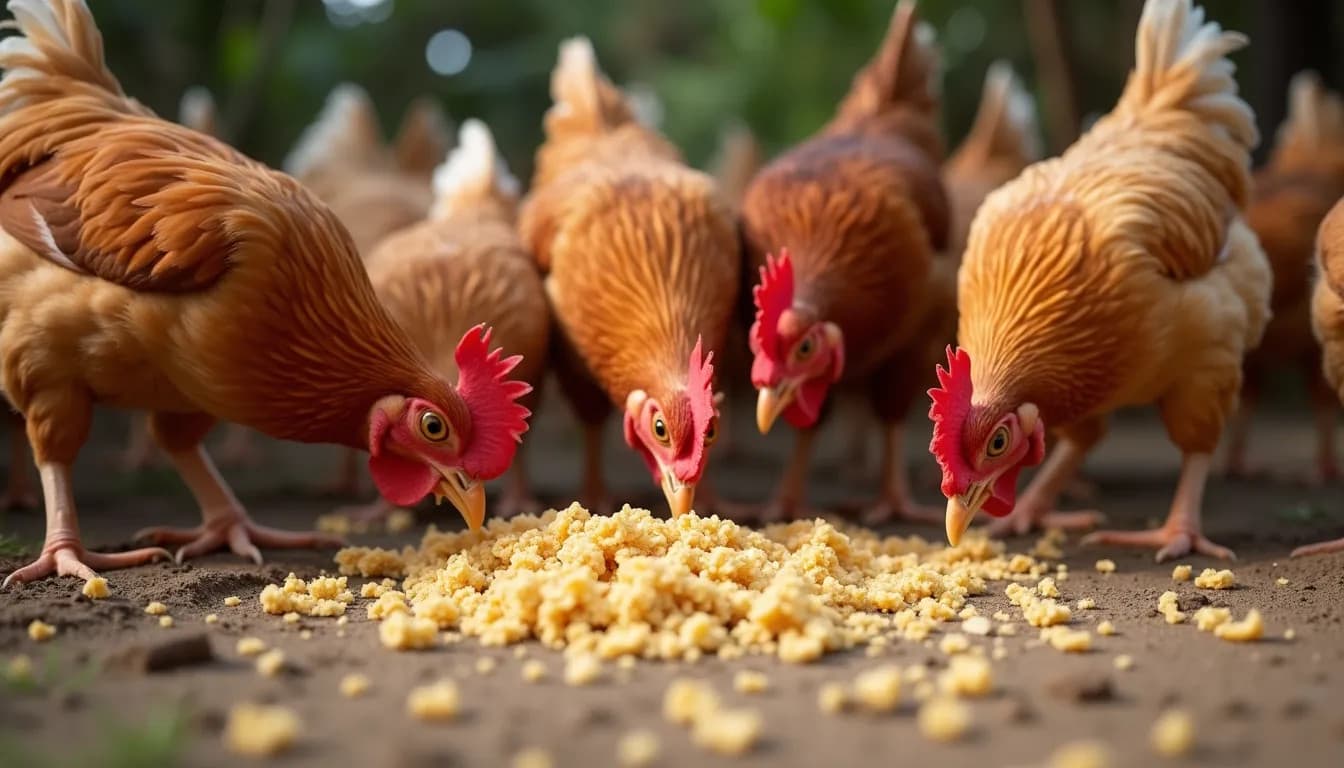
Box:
[861,421,941,526]
[117,416,166,472]
[756,428,824,523]
[1,426,36,510]
[136,444,342,564]
[4,464,170,586]
[1291,535,1344,558]
[1082,453,1233,562]
[496,452,542,519]
[986,436,1104,538]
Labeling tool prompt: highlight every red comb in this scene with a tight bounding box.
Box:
[681,336,716,479]
[454,324,533,480]
[749,250,794,360]
[928,345,973,496]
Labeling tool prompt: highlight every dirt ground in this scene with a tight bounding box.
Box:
[1,394,1342,768]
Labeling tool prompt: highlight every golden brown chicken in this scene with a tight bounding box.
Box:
[344,119,549,522]
[1226,72,1344,483]
[519,38,739,517]
[0,0,531,584]
[740,0,952,524]
[284,84,451,494]
[1303,196,1344,556]
[932,0,1270,561]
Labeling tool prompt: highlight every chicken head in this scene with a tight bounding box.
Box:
[367,325,532,530]
[749,251,845,433]
[622,338,719,517]
[928,346,1045,545]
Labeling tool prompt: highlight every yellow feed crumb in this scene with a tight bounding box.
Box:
[992,611,1011,622]
[1213,609,1263,642]
[475,656,497,675]
[512,748,552,768]
[1157,591,1186,624]
[256,649,285,678]
[224,596,241,607]
[1050,741,1113,768]
[938,633,970,655]
[340,673,371,698]
[917,697,970,742]
[691,707,762,756]
[1076,598,1096,610]
[1193,607,1232,632]
[386,508,416,534]
[521,659,547,683]
[259,574,353,617]
[299,629,313,640]
[963,616,992,636]
[1171,564,1192,582]
[236,637,267,656]
[1150,709,1195,757]
[337,615,349,626]
[82,577,110,600]
[1276,577,1289,586]
[991,645,1008,661]
[1114,654,1134,671]
[1094,559,1116,574]
[144,602,168,616]
[852,666,902,712]
[1037,577,1060,598]
[733,670,769,694]
[1097,620,1116,636]
[1023,599,1072,627]
[1194,568,1235,590]
[564,653,602,686]
[27,620,55,642]
[1042,627,1092,653]
[617,730,660,768]
[282,612,300,624]
[406,680,461,721]
[6,654,33,683]
[664,679,720,725]
[205,614,219,624]
[334,546,406,578]
[412,595,459,628]
[1284,628,1296,641]
[818,682,848,714]
[224,704,299,757]
[939,655,993,697]
[158,616,174,629]
[378,612,438,650]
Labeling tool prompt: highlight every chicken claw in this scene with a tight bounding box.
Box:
[861,499,943,527]
[987,508,1104,538]
[4,542,170,588]
[1082,526,1234,563]
[135,516,343,565]
[1290,536,1344,558]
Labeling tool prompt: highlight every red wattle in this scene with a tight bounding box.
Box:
[369,453,437,507]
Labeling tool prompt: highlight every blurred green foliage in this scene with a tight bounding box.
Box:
[65,1,1344,180]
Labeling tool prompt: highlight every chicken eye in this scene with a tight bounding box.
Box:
[651,413,670,446]
[419,411,449,443]
[986,426,1010,458]
[705,416,719,445]
[796,336,815,360]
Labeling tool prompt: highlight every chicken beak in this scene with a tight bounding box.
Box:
[435,469,486,532]
[756,383,793,434]
[945,482,988,547]
[660,470,695,518]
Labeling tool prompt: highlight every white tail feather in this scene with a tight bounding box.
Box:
[283,82,384,179]
[431,118,518,218]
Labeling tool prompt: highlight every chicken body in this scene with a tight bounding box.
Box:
[740,0,952,524]
[1227,73,1344,484]
[1303,196,1344,556]
[0,0,529,584]
[934,0,1270,561]
[520,38,738,518]
[348,119,549,522]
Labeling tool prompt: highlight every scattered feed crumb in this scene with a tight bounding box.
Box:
[299,629,313,640]
[1150,709,1195,757]
[256,649,285,678]
[224,703,299,757]
[940,655,993,697]
[1051,740,1113,768]
[992,611,1011,622]
[406,680,460,721]
[733,670,769,694]
[340,673,371,698]
[386,508,416,534]
[27,620,55,643]
[1213,609,1263,642]
[1157,591,1186,624]
[939,633,970,655]
[1023,599,1071,627]
[1076,598,1096,610]
[1276,577,1289,586]
[260,574,354,617]
[1094,559,1116,574]
[991,646,1008,661]
[158,616,174,629]
[1042,627,1092,653]
[334,546,406,578]
[1037,577,1059,598]
[82,577,110,600]
[378,612,438,650]
[1097,621,1116,636]
[818,683,848,714]
[918,697,970,742]
[963,616,992,636]
[337,616,349,627]
[236,637,267,657]
[691,707,762,756]
[205,614,219,625]
[1171,565,1192,582]
[224,596,241,607]
[1284,628,1296,641]
[617,730,660,767]
[475,656,497,675]
[1194,568,1235,590]
[564,653,602,686]
[1114,655,1134,671]
[511,748,553,768]
[6,655,33,683]
[521,659,547,683]
[1193,606,1232,632]
[664,679,720,725]
[144,601,168,616]
[852,666,902,712]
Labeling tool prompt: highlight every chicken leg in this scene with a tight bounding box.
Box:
[496,449,542,519]
[1307,372,1339,486]
[757,428,823,523]
[312,447,363,498]
[1221,392,1263,479]
[862,421,941,525]
[213,424,263,469]
[4,464,170,586]
[2,425,36,510]
[987,421,1105,538]
[1083,453,1233,561]
[117,415,164,472]
[579,422,613,516]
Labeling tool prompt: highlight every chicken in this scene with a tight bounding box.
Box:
[932,0,1270,561]
[284,84,451,495]
[740,0,952,523]
[344,119,549,522]
[519,38,738,518]
[0,0,531,584]
[1302,196,1344,556]
[1226,72,1344,484]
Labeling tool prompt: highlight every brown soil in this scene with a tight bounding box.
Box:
[2,398,1343,768]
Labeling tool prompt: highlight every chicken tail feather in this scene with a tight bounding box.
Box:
[1270,71,1344,167]
[831,0,940,128]
[957,62,1042,167]
[543,36,633,140]
[283,83,386,181]
[431,118,519,219]
[0,0,130,114]
[178,86,217,137]
[1116,0,1257,157]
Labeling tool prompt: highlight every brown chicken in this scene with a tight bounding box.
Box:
[519,38,739,518]
[285,84,451,494]
[1304,196,1344,556]
[0,0,531,584]
[1226,72,1344,483]
[932,0,1270,561]
[346,119,549,521]
[740,0,953,523]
